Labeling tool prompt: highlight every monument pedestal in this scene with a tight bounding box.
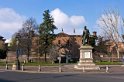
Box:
[74,45,99,70]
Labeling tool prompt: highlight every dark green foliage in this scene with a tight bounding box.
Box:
[89,35,97,47]
[39,10,57,62]
[0,49,7,59]
[94,37,108,54]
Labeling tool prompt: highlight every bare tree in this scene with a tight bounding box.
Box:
[15,17,37,62]
[97,9,124,59]
[49,45,59,64]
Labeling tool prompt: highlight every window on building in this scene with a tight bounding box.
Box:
[67,40,70,46]
[58,40,61,44]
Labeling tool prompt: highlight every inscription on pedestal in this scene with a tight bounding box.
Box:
[84,52,91,58]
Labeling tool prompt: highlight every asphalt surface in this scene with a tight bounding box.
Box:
[1,71,124,82]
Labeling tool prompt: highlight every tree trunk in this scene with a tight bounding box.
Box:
[27,53,29,62]
[115,46,120,59]
[111,52,113,62]
[115,46,120,61]
[44,52,47,62]
[27,47,30,62]
[38,53,41,62]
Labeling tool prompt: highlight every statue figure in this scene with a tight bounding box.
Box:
[82,26,90,45]
[89,31,98,47]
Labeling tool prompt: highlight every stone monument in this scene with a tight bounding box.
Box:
[74,26,99,70]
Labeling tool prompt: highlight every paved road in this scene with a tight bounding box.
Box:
[1,71,124,82]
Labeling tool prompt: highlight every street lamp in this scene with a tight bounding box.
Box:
[15,33,21,70]
[58,40,62,72]
[37,36,40,62]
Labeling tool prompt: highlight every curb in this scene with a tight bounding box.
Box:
[1,69,109,74]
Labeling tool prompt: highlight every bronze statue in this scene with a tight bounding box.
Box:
[82,26,90,45]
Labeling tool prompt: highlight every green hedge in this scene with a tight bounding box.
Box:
[0,49,7,59]
[95,61,123,65]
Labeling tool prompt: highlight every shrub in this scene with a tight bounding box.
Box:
[0,49,7,59]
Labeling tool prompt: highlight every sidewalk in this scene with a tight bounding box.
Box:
[1,65,124,73]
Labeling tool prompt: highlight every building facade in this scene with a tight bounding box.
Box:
[31,32,124,62]
[53,32,82,58]
[31,32,82,60]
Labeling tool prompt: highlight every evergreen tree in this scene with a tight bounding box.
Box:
[39,10,57,62]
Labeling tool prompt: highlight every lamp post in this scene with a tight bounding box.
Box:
[58,41,62,72]
[37,36,40,62]
[15,33,21,70]
[5,42,8,70]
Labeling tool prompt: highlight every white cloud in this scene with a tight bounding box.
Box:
[5,38,11,43]
[50,8,86,35]
[0,8,26,40]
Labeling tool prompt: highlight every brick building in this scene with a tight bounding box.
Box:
[31,31,124,62]
[53,32,82,58]
[31,32,82,60]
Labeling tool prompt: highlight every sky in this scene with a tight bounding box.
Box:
[0,0,124,42]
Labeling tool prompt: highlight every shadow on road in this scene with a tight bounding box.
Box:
[0,79,16,82]
[52,74,79,78]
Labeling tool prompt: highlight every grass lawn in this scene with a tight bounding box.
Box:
[23,62,59,66]
[0,61,60,66]
[0,62,7,66]
[0,61,123,66]
[95,61,123,65]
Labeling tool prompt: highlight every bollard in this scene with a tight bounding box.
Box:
[38,65,41,72]
[98,67,100,70]
[12,64,16,70]
[59,65,62,72]
[23,60,26,64]
[22,64,24,71]
[5,64,8,70]
[82,66,85,72]
[106,65,109,73]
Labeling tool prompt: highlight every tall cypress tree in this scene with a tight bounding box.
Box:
[39,10,57,62]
